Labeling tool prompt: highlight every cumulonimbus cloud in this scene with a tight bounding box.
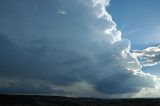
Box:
[0,0,160,98]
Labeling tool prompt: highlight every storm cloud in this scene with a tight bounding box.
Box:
[0,0,159,98]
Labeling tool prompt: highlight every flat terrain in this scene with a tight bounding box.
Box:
[0,94,160,106]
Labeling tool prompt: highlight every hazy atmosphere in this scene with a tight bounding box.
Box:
[0,0,160,98]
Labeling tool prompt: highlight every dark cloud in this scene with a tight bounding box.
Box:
[0,0,158,98]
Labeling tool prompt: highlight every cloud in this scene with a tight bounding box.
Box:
[0,0,159,98]
[133,45,160,67]
[57,9,67,15]
[123,29,139,36]
[133,84,160,98]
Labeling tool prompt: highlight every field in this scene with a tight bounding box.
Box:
[0,94,160,106]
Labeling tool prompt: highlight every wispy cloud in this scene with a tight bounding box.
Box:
[57,9,67,15]
[123,29,139,36]
[133,45,160,67]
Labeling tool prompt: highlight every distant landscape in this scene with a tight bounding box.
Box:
[1,94,160,106]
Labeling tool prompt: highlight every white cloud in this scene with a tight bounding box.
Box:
[91,0,121,43]
[57,9,67,15]
[133,45,160,67]
[83,0,160,98]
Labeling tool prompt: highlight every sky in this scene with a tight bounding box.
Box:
[0,0,160,98]
[108,0,160,49]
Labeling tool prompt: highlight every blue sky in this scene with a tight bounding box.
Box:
[108,0,160,49]
[0,0,160,98]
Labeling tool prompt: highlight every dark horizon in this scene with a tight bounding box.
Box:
[1,94,160,106]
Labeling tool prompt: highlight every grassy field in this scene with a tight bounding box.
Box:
[0,94,160,106]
